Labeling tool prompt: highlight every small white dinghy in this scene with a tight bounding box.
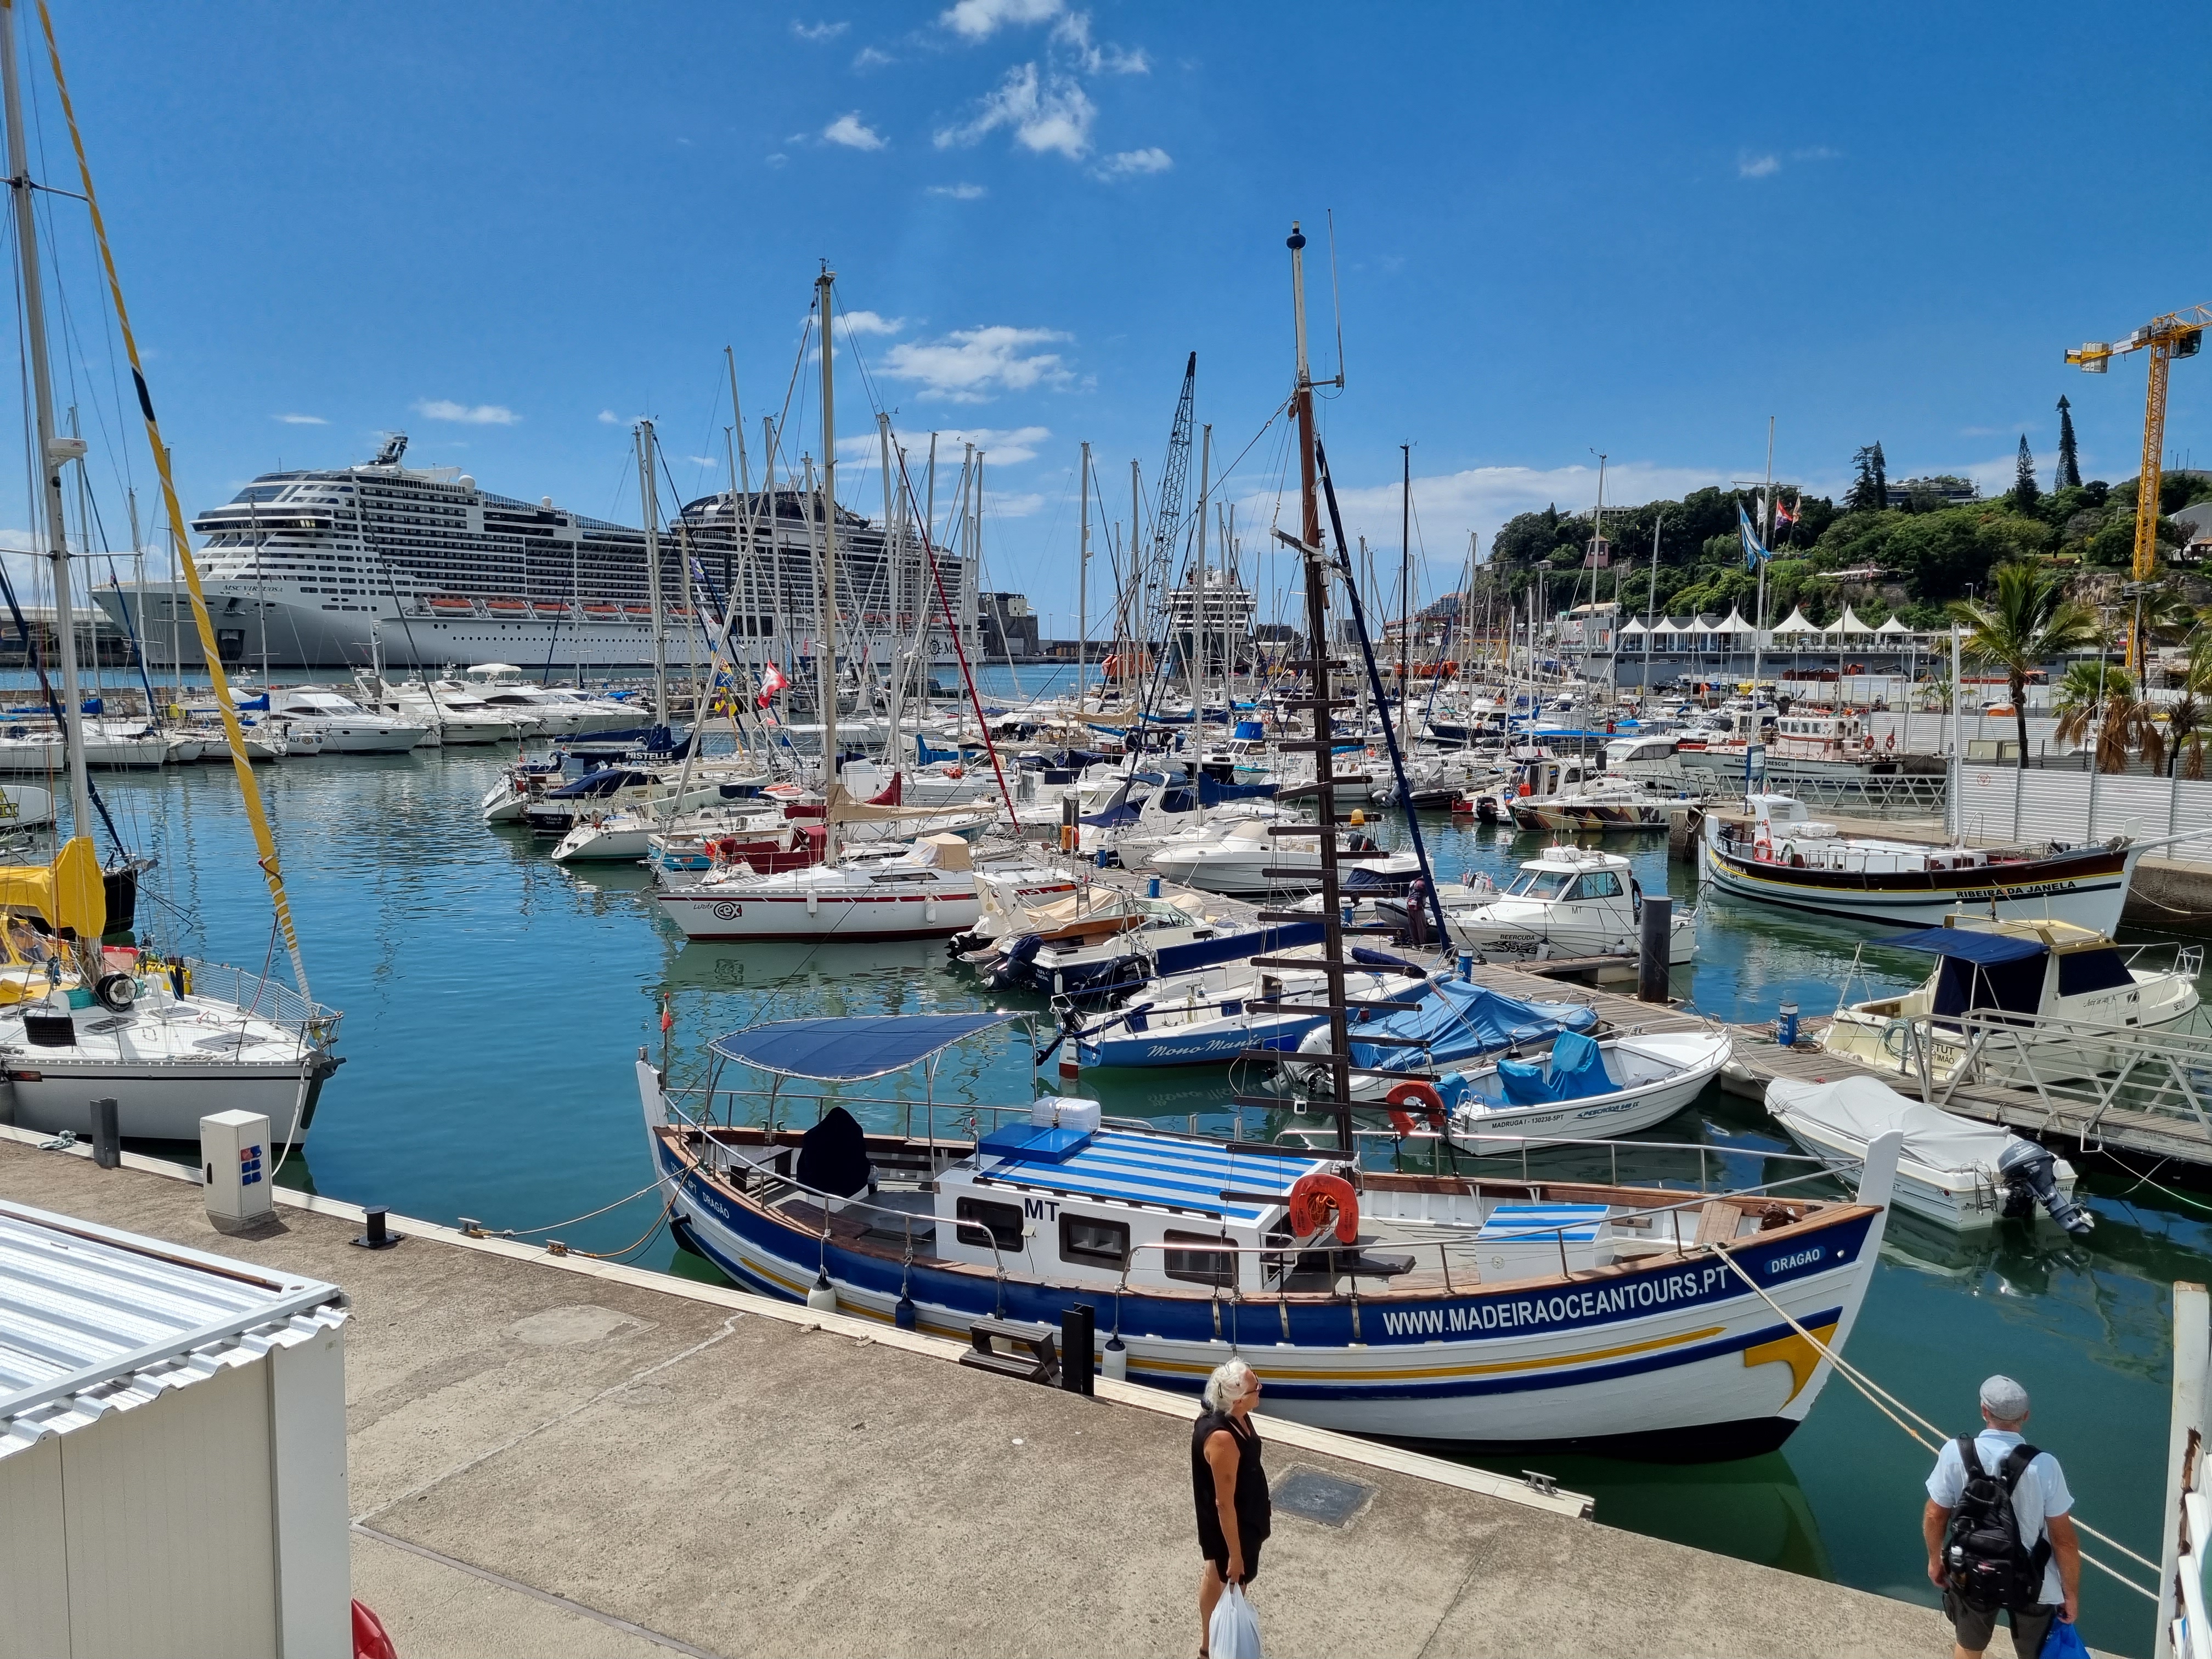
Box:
[1764,1075,2091,1235]
[1440,1028,1734,1151]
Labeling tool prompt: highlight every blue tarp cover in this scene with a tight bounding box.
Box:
[709,1013,1017,1080]
[1881,928,2047,966]
[1346,978,1598,1071]
[1497,1030,1613,1105]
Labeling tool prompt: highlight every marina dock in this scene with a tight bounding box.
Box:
[0,1127,1951,1658]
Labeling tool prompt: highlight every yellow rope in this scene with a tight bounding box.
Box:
[1704,1243,2159,1598]
[28,0,309,1001]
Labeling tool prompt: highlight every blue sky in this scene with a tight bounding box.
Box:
[16,0,2209,636]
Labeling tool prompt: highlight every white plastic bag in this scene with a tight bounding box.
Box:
[1209,1584,1263,1659]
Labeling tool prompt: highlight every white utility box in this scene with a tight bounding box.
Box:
[201,1108,273,1232]
[0,1198,352,1657]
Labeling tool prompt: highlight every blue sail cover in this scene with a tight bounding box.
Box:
[1195,775,1276,804]
[710,1013,1018,1080]
[1345,978,1598,1071]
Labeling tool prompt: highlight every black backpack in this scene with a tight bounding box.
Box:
[1942,1436,2052,1611]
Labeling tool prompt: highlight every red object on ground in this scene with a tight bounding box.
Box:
[353,1600,398,1659]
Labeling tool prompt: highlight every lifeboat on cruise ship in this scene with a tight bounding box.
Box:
[622,603,654,620]
[426,595,476,617]
[532,599,569,619]
[582,602,621,619]
[485,597,530,619]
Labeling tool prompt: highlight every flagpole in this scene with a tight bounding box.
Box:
[1753,415,1773,703]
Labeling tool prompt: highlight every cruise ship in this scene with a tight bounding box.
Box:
[95,435,968,670]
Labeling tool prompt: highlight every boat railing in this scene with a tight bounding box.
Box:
[1271,1121,1841,1198]
[1891,1007,2212,1142]
[181,956,341,1036]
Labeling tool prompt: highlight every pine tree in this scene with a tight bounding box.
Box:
[1870,441,1887,507]
[1847,444,1883,511]
[2013,435,2040,512]
[2055,396,2081,489]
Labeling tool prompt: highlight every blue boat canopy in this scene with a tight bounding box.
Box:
[1346,977,1598,1071]
[1881,928,2047,965]
[710,1013,1018,1080]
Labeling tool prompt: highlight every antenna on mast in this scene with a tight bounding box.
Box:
[1324,208,1347,390]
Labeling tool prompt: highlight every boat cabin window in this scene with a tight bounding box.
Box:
[1059,1213,1130,1269]
[2056,949,2134,996]
[1163,1229,1237,1287]
[1577,871,1623,899]
[1512,870,1575,900]
[955,1197,1024,1254]
[1932,953,2045,1019]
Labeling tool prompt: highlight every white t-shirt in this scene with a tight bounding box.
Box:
[1927,1430,2073,1607]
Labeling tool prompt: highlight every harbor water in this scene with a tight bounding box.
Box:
[80,687,2196,1656]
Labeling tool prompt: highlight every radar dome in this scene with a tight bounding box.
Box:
[458,475,477,493]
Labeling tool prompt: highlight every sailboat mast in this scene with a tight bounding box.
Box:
[817,266,839,837]
[0,2,89,830]
[1286,219,1353,1150]
[1077,441,1090,717]
[637,419,665,723]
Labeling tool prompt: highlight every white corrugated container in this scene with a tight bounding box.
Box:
[0,1198,351,1659]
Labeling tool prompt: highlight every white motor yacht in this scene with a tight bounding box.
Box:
[1144,817,1417,896]
[656,831,983,943]
[267,689,426,753]
[458,665,640,735]
[354,672,525,744]
[1508,774,1699,834]
[1443,845,1694,965]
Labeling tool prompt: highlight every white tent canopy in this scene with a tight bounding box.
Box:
[1770,607,1821,635]
[1714,607,1758,636]
[1618,616,1647,635]
[1829,605,1875,635]
[1875,616,1915,635]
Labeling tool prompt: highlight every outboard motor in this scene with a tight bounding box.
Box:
[986,933,1045,991]
[1996,1138,2094,1236]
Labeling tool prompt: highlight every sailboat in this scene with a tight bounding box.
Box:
[634,225,1906,1457]
[0,0,341,1143]
[655,268,983,944]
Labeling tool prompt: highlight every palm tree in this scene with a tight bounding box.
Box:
[2167,637,2212,778]
[1947,562,2102,768]
[2053,661,2165,775]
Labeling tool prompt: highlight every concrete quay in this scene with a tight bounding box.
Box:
[0,1130,1951,1658]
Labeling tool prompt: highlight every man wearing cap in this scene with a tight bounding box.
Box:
[1922,1375,2081,1659]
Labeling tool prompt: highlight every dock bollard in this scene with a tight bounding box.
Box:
[1636,895,1673,1005]
[90,1097,119,1170]
[200,1110,273,1234]
[1778,1002,1799,1047]
[1147,876,1160,899]
[1060,1303,1096,1397]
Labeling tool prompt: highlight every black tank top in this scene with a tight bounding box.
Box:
[1190,1409,1271,1555]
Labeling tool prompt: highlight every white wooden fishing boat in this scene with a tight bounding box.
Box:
[639,1013,1901,1457]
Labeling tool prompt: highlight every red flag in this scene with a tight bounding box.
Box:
[659,997,674,1034]
[1774,495,1798,528]
[757,663,788,708]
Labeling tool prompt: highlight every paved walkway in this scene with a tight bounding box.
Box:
[0,1134,1950,1657]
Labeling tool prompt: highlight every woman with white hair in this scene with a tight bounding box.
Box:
[1193,1358,1271,1656]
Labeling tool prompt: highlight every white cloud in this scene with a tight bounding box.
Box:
[1791,145,1841,161]
[941,0,1060,39]
[688,455,719,469]
[1098,146,1170,178]
[1051,9,1146,73]
[823,112,886,151]
[845,424,1053,465]
[597,410,618,424]
[928,182,988,199]
[273,412,328,425]
[882,327,1071,403]
[985,490,1046,517]
[415,399,520,425]
[792,19,848,40]
[1737,151,1780,179]
[838,309,907,336]
[853,45,894,69]
[935,62,1094,159]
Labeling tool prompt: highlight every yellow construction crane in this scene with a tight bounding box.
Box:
[2066,305,2210,669]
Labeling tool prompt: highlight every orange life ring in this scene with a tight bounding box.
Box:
[1384,1080,1447,1136]
[1287,1171,1359,1244]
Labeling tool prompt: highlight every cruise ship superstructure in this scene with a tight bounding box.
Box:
[95,435,968,672]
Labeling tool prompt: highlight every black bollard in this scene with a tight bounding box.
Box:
[1637,895,1673,1005]
[91,1097,119,1169]
[352,1206,402,1250]
[1060,1302,1096,1396]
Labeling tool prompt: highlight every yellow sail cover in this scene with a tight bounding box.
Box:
[0,835,105,939]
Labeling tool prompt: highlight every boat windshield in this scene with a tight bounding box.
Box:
[1510,870,1576,900]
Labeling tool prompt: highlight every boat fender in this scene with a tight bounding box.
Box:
[93,973,136,1014]
[1288,1171,1360,1244]
[1384,1080,1447,1135]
